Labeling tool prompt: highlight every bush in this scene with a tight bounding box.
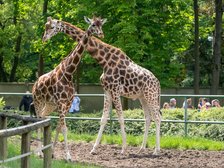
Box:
[50,107,224,141]
[0,97,5,109]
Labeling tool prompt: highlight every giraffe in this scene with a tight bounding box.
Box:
[33,16,106,161]
[43,17,161,155]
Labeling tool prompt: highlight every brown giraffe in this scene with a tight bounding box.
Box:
[43,17,161,155]
[33,16,106,161]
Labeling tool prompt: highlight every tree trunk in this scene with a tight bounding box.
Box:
[8,0,21,82]
[38,54,44,77]
[10,34,22,82]
[0,43,8,82]
[42,0,48,15]
[194,0,200,95]
[210,0,223,94]
[0,55,7,82]
[38,0,49,77]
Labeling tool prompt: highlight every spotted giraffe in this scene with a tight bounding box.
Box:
[43,17,161,155]
[33,16,106,161]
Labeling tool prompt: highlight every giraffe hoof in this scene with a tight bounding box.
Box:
[37,151,44,158]
[90,149,97,155]
[137,147,145,154]
[120,148,127,155]
[153,148,160,155]
[65,153,72,162]
[65,158,72,163]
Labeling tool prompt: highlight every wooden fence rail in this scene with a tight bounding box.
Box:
[0,112,52,168]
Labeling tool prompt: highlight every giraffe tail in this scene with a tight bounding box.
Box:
[158,82,162,116]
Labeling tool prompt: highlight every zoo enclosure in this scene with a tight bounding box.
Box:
[0,92,224,137]
[0,112,52,168]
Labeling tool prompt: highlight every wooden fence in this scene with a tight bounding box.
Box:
[0,112,52,168]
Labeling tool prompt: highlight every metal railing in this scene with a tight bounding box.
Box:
[0,92,224,136]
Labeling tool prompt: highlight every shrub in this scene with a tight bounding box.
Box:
[0,97,5,109]
[50,107,224,141]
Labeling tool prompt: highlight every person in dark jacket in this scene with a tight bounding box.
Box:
[19,91,33,112]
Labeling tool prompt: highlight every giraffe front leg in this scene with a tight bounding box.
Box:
[117,114,127,154]
[61,124,71,161]
[90,91,112,154]
[112,94,127,154]
[57,101,72,161]
[37,128,44,158]
[52,126,60,158]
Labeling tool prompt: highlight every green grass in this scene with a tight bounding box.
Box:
[2,133,223,168]
[1,137,100,168]
[67,133,224,151]
[2,157,99,168]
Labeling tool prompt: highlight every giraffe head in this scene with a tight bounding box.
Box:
[42,16,107,42]
[42,17,61,42]
[84,16,107,38]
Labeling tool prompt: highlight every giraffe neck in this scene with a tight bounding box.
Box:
[55,29,90,81]
[59,20,132,70]
[58,21,84,42]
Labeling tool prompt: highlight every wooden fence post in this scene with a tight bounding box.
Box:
[21,121,30,168]
[43,125,52,168]
[0,116,7,160]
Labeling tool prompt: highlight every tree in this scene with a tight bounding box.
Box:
[194,0,200,95]
[38,0,48,77]
[1,0,222,89]
[210,0,223,94]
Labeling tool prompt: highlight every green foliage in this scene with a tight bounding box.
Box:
[0,97,5,108]
[60,108,224,141]
[1,0,215,88]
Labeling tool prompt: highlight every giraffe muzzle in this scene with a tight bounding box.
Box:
[98,33,104,39]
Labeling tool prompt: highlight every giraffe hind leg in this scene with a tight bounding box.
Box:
[153,109,161,155]
[138,97,151,153]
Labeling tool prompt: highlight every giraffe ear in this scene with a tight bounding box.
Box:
[84,16,92,24]
[101,18,107,25]
[47,17,52,22]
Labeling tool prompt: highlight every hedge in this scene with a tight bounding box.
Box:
[50,107,224,141]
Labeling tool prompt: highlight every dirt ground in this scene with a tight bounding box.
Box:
[40,142,224,168]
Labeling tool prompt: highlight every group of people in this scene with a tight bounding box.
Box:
[19,91,221,113]
[163,97,221,111]
[19,91,80,114]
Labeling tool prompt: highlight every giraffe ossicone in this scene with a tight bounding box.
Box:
[32,16,106,161]
[43,17,161,155]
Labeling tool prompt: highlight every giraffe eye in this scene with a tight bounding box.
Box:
[92,24,96,27]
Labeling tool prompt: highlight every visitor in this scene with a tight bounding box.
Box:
[211,99,221,108]
[163,102,170,109]
[182,98,194,109]
[197,98,203,111]
[200,98,211,110]
[69,93,80,113]
[19,91,33,112]
[169,98,177,109]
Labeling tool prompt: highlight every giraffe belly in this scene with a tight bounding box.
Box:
[120,86,142,100]
[122,93,142,100]
[40,102,57,117]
